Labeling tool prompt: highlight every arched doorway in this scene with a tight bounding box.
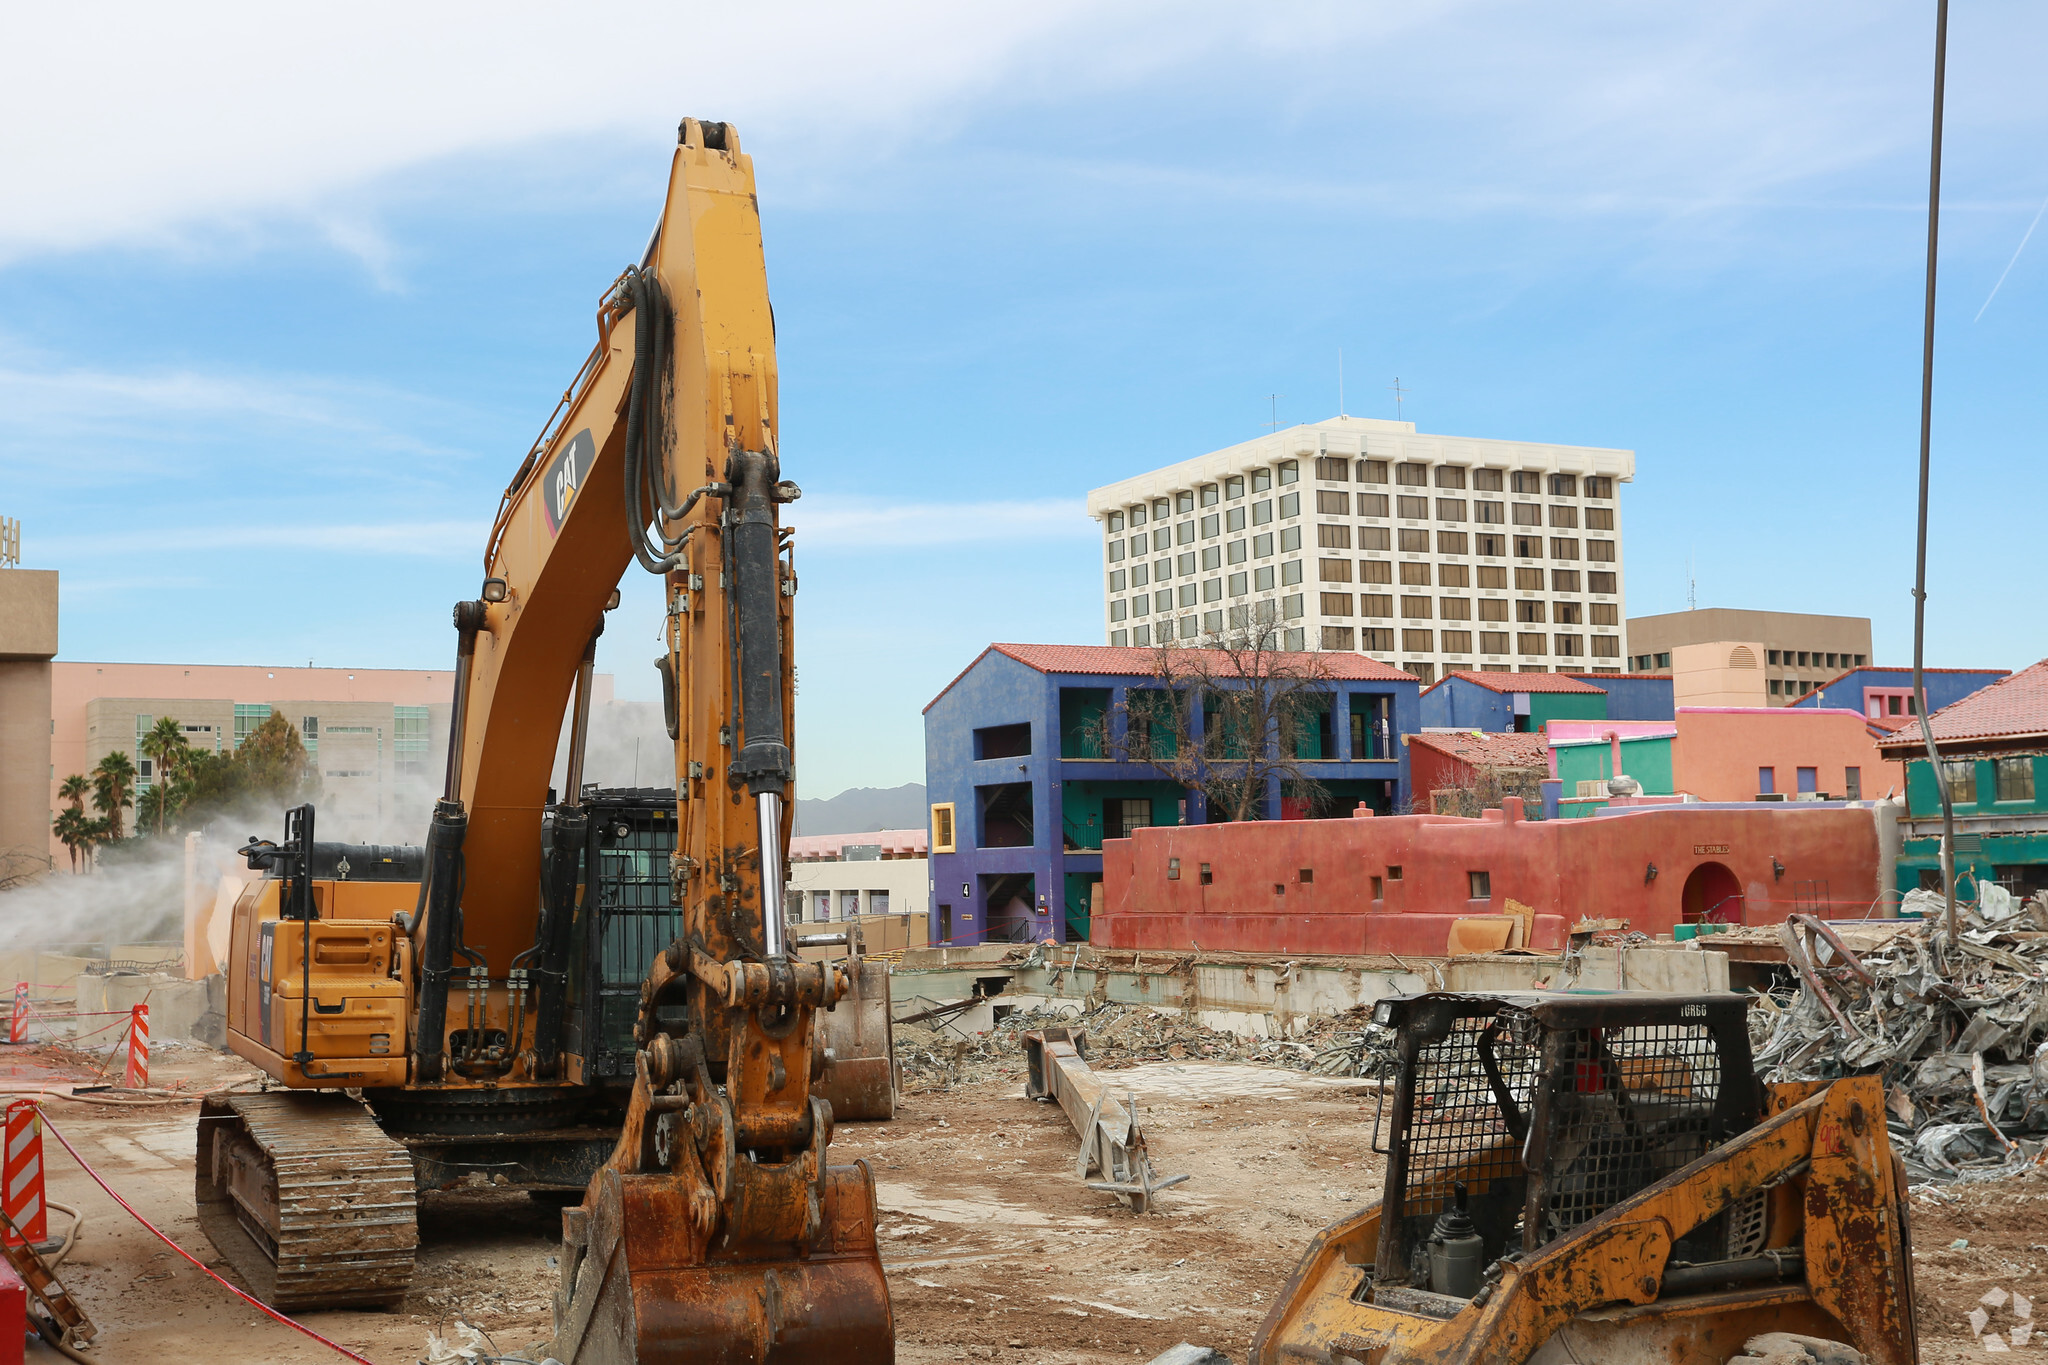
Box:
[1681,861,1744,924]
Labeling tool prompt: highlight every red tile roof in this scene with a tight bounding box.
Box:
[1564,672,1671,682]
[1409,729,1552,769]
[925,643,1417,712]
[1423,669,1606,696]
[1876,658,2048,753]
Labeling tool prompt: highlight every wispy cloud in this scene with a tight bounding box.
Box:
[35,520,486,558]
[793,495,1092,548]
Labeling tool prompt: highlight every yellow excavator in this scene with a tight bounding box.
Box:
[194,119,894,1363]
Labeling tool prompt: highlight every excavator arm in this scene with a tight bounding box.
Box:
[406,118,890,1364]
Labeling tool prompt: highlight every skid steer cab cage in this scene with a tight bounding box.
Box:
[1368,991,1762,1292]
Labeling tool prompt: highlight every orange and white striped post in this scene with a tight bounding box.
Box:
[6,984,26,1044]
[122,1004,149,1088]
[2,1101,46,1246]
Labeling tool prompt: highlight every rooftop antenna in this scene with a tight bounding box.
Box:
[1687,550,1696,612]
[1389,377,1410,422]
[1338,349,1346,418]
[1908,0,1959,955]
[1264,394,1285,431]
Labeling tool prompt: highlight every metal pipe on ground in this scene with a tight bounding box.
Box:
[1022,1026,1188,1212]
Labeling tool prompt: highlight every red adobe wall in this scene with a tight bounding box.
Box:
[1405,743,1469,811]
[1092,800,1883,957]
[1672,707,1908,802]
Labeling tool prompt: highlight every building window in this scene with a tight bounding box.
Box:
[1436,498,1466,522]
[1320,592,1354,616]
[1587,540,1616,562]
[1477,599,1508,622]
[1322,625,1356,650]
[1319,558,1353,582]
[1397,495,1429,520]
[1252,469,1272,493]
[1511,503,1541,526]
[1548,473,1578,497]
[1396,462,1427,486]
[1255,566,1276,592]
[1441,630,1472,653]
[1468,870,1491,900]
[1282,593,1304,619]
[1405,661,1436,684]
[1797,766,1818,794]
[1359,492,1390,518]
[1433,466,1466,489]
[1513,535,1542,558]
[1585,476,1613,499]
[1105,798,1154,840]
[1437,531,1469,555]
[1591,635,1620,657]
[1510,472,1541,494]
[1226,476,1244,499]
[1399,529,1431,553]
[1400,596,1432,619]
[1361,527,1391,551]
[1553,634,1583,657]
[1480,631,1509,654]
[1475,533,1506,556]
[1472,469,1504,492]
[395,705,433,778]
[1586,507,1614,530]
[1315,456,1350,481]
[1253,500,1273,525]
[1253,532,1274,558]
[1515,600,1546,623]
[1439,596,1471,620]
[1200,514,1220,539]
[1996,757,2035,803]
[1551,569,1580,593]
[1132,624,1151,645]
[1318,524,1351,549]
[1553,602,1582,625]
[1228,571,1248,597]
[1549,537,1579,560]
[1282,560,1303,585]
[1360,459,1388,483]
[1655,652,1670,668]
[1227,540,1247,564]
[1589,603,1617,626]
[1474,501,1505,524]
[1758,767,1775,795]
[1201,546,1222,571]
[1361,627,1395,651]
[1547,505,1577,528]
[1316,489,1349,515]
[1110,600,1127,622]
[1940,759,1975,806]
[1278,460,1298,484]
[1517,632,1547,656]
[1279,492,1300,518]
[1769,679,1782,696]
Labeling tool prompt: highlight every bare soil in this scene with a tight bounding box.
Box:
[14,1038,2038,1364]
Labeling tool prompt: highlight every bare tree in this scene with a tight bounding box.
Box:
[1418,763,1547,818]
[1105,623,1338,823]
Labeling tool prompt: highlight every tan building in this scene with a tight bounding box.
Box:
[1626,609,1871,706]
[0,566,59,880]
[55,662,460,852]
[787,829,929,957]
[1087,416,1635,685]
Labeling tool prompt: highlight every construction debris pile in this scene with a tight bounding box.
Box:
[895,999,1380,1094]
[1751,889,2048,1183]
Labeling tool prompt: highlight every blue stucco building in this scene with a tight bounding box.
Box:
[1788,665,2007,720]
[921,643,1421,947]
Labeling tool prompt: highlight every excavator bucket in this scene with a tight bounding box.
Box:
[554,1163,892,1364]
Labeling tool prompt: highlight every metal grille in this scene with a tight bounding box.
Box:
[1402,1006,1539,1227]
[591,828,682,1075]
[1540,1022,1721,1238]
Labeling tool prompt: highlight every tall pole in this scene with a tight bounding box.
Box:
[1910,0,1958,950]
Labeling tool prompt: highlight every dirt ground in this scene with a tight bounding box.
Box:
[9,1037,2045,1364]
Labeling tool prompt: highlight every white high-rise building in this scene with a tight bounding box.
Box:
[1083,416,1635,685]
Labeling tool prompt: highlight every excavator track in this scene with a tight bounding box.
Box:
[195,1091,418,1311]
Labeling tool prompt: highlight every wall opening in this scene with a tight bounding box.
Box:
[981,872,1041,943]
[1681,861,1743,924]
[976,782,1034,848]
[974,722,1031,760]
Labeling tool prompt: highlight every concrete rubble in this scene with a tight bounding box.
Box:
[1750,887,2048,1182]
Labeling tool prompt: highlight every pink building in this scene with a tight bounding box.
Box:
[50,661,462,854]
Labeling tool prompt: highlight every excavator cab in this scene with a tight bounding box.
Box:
[1251,991,1918,1365]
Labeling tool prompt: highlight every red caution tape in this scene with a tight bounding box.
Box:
[35,1107,383,1364]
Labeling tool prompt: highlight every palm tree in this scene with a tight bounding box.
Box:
[58,773,88,813]
[52,806,85,873]
[91,750,137,842]
[138,717,192,835]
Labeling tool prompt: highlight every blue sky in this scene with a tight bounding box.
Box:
[3,1,2045,797]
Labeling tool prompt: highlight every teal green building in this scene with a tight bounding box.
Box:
[1878,661,2048,903]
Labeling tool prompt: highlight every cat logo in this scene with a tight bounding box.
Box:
[542,429,597,536]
